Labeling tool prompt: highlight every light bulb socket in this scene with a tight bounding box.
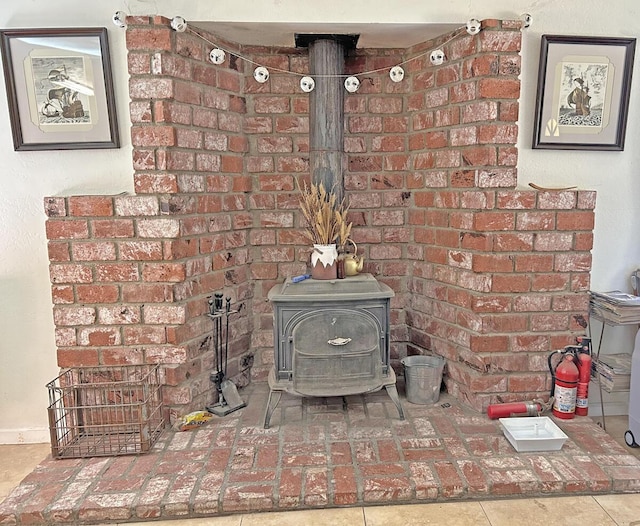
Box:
[344,76,360,93]
[112,11,127,28]
[466,18,481,35]
[170,16,187,32]
[209,48,226,65]
[389,66,405,82]
[430,49,445,66]
[300,76,315,92]
[253,66,270,83]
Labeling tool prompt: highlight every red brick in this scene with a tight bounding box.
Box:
[57,348,100,367]
[131,125,176,147]
[134,173,179,194]
[71,241,117,261]
[555,253,592,272]
[279,468,303,507]
[120,241,163,260]
[48,241,71,262]
[508,373,547,392]
[471,296,511,312]
[257,136,293,153]
[516,212,555,230]
[473,211,515,231]
[450,82,476,103]
[51,285,74,304]
[460,232,493,252]
[470,335,509,353]
[472,254,513,273]
[458,460,489,494]
[128,52,151,75]
[464,55,499,78]
[497,145,518,165]
[95,263,140,282]
[46,219,89,240]
[78,327,121,346]
[50,264,93,284]
[76,285,120,304]
[491,274,530,293]
[97,305,140,325]
[574,232,594,251]
[480,30,522,52]
[251,96,289,114]
[275,116,309,133]
[478,124,518,144]
[126,27,172,51]
[92,219,135,238]
[557,211,595,230]
[493,233,533,251]
[425,88,449,108]
[532,273,569,292]
[143,305,186,325]
[497,191,536,209]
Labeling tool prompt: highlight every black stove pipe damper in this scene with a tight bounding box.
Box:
[206,293,246,416]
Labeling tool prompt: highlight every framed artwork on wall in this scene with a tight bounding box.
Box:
[0,27,120,151]
[532,35,636,151]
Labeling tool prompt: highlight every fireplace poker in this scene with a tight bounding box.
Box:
[206,293,246,416]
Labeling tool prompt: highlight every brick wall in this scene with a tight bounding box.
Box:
[44,17,594,418]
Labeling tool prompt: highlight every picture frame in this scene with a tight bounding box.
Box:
[0,27,119,151]
[532,35,636,151]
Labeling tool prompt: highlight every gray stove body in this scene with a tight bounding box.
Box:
[264,273,404,428]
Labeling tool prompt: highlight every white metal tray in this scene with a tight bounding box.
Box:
[499,416,568,452]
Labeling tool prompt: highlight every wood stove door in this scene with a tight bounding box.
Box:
[292,309,383,396]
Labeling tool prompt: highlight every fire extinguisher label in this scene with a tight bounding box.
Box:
[553,385,577,413]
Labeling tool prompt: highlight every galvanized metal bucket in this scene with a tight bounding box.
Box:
[401,355,445,404]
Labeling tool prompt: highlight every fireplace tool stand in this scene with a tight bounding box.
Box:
[206,293,246,416]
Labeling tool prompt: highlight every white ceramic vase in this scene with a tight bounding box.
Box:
[311,244,338,279]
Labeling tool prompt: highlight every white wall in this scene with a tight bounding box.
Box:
[1,0,639,443]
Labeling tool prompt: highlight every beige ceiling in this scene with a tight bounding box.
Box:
[192,21,461,48]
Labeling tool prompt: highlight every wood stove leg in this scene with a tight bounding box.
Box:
[385,384,405,420]
[263,389,282,429]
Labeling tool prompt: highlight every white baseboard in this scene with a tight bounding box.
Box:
[0,427,50,445]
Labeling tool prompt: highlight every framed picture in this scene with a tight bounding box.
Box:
[532,35,636,151]
[0,27,119,151]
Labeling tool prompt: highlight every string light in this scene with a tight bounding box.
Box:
[160,15,491,93]
[300,76,315,92]
[170,16,187,32]
[521,13,532,28]
[344,76,360,93]
[430,49,445,66]
[253,66,270,83]
[209,48,226,65]
[112,11,127,28]
[389,66,405,82]
[466,19,481,35]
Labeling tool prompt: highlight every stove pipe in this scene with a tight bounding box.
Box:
[297,35,357,203]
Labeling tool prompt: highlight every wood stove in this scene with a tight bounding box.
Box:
[264,273,404,428]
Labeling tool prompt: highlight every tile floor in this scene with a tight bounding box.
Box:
[1,384,640,525]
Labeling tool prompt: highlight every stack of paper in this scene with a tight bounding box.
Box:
[592,352,632,392]
[589,290,640,324]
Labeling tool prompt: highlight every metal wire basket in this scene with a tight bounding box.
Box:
[47,364,165,459]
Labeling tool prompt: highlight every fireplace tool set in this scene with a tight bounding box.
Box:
[206,293,246,416]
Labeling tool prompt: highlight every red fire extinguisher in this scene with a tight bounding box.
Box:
[487,401,542,419]
[575,352,592,416]
[549,351,579,419]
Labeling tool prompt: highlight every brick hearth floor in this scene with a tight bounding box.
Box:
[1,381,640,525]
